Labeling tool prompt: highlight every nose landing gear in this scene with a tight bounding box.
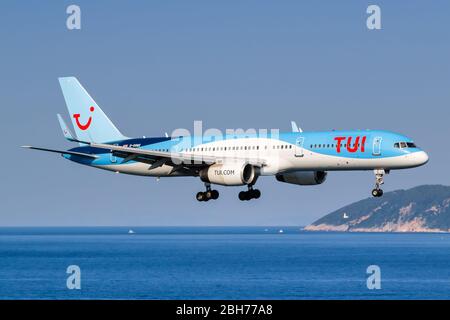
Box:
[196,183,219,202]
[371,169,386,197]
[238,185,261,201]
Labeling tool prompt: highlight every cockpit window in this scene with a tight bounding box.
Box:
[394,142,417,148]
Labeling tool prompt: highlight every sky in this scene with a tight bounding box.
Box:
[1,1,449,226]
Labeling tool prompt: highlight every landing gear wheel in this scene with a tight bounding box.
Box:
[196,192,205,202]
[372,188,383,197]
[211,190,219,200]
[239,188,261,201]
[239,191,248,201]
[196,183,219,202]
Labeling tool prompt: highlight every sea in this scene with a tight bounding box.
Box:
[0,227,449,300]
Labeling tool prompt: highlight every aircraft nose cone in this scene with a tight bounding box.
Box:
[412,151,429,166]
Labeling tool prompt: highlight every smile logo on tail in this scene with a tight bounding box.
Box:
[73,106,94,130]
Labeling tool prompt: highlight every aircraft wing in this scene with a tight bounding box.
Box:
[89,142,266,168]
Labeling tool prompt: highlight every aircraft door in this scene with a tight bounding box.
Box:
[372,137,382,156]
[295,137,304,157]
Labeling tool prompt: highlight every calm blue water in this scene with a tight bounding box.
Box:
[0,227,449,299]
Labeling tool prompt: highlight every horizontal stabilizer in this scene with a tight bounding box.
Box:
[57,114,78,142]
[21,146,98,159]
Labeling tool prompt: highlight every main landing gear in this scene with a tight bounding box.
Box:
[371,169,386,197]
[196,183,219,202]
[238,185,261,201]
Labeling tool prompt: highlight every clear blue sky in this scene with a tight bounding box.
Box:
[1,1,449,226]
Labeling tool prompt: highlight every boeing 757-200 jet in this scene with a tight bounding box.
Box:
[23,77,429,201]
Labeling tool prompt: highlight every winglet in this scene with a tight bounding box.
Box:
[57,114,78,142]
[291,121,302,133]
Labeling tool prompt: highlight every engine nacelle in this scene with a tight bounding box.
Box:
[200,163,256,186]
[275,171,327,185]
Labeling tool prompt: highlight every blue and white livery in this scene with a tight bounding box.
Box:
[23,77,429,201]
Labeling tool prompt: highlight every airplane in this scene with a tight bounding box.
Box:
[23,77,429,202]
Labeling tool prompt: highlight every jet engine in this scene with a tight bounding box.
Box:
[275,171,327,185]
[200,163,257,186]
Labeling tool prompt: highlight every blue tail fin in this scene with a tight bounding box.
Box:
[58,77,126,143]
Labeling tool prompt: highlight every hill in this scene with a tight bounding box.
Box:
[305,185,450,232]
